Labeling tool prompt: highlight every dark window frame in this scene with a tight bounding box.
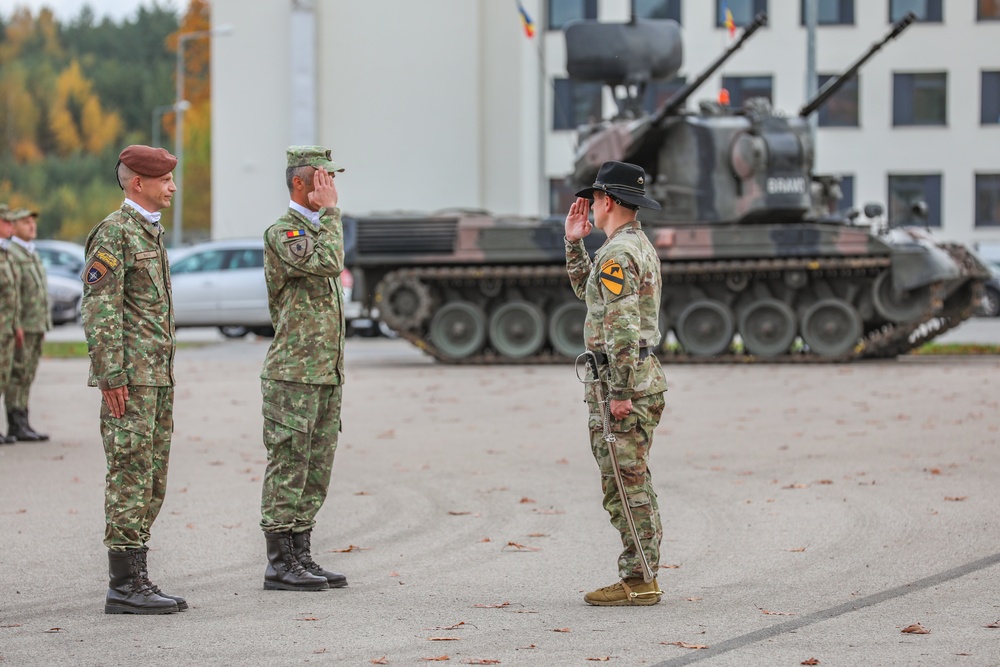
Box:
[549,178,579,215]
[716,0,768,27]
[552,77,604,131]
[643,76,687,114]
[982,71,1000,125]
[632,0,682,22]
[887,173,942,228]
[979,0,1000,20]
[721,75,774,108]
[975,173,1000,227]
[892,72,947,127]
[837,175,856,214]
[816,73,860,127]
[800,0,855,25]
[547,0,598,31]
[889,0,942,23]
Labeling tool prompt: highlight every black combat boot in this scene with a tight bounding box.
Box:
[7,409,45,442]
[105,549,178,615]
[292,530,348,588]
[136,546,188,611]
[264,532,329,591]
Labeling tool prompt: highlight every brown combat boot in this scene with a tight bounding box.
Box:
[584,577,662,606]
[291,530,348,588]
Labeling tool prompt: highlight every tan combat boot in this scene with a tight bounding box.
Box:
[584,577,662,606]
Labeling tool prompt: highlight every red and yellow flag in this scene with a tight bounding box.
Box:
[517,2,535,38]
[724,5,736,38]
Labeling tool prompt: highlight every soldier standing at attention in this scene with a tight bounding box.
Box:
[564,161,668,606]
[259,146,349,592]
[0,207,24,445]
[81,145,186,615]
[4,207,51,442]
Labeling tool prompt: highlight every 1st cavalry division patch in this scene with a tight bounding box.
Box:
[599,258,626,296]
[84,259,109,286]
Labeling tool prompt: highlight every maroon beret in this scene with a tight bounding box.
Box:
[118,145,177,178]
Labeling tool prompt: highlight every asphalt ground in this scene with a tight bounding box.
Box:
[1,335,998,666]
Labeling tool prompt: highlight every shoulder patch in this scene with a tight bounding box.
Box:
[83,259,110,286]
[95,247,121,270]
[599,258,626,296]
[286,229,307,238]
[285,235,315,261]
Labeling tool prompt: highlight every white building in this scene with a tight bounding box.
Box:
[212,0,1000,251]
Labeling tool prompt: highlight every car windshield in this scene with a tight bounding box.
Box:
[38,248,85,274]
[171,249,227,274]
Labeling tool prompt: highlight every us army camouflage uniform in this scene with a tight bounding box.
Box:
[566,220,668,580]
[260,205,345,533]
[3,239,50,411]
[0,242,19,414]
[81,204,175,550]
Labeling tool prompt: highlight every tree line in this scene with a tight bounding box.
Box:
[0,0,211,243]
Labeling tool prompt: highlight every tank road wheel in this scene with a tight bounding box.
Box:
[548,301,588,358]
[800,299,862,358]
[429,301,487,360]
[676,300,735,357]
[488,301,546,359]
[738,299,797,358]
[871,271,931,324]
[375,275,434,331]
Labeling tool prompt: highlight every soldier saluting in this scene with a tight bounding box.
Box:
[81,145,186,615]
[564,160,669,606]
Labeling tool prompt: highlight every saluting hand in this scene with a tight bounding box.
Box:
[102,385,129,419]
[308,168,339,211]
[565,197,593,242]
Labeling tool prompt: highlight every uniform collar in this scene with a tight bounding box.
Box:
[124,198,162,225]
[604,219,641,244]
[122,202,163,239]
[10,235,34,253]
[289,201,321,228]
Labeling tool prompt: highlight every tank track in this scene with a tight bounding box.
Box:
[383,254,981,364]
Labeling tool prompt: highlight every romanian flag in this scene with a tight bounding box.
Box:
[723,4,736,38]
[287,229,306,238]
[517,2,535,39]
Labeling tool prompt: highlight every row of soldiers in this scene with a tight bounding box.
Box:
[0,204,51,444]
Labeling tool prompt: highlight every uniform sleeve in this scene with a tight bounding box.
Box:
[10,260,21,331]
[565,236,592,300]
[14,251,30,325]
[81,223,128,390]
[266,207,345,279]
[600,254,642,400]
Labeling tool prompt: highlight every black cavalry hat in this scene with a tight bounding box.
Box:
[575,160,661,211]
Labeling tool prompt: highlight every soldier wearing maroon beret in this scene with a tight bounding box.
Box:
[81,145,186,615]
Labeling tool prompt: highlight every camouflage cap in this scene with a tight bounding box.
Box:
[9,208,37,220]
[286,146,345,173]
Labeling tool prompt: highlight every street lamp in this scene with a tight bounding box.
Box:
[173,24,233,248]
[152,101,189,149]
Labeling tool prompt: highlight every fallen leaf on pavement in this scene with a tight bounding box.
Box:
[428,622,466,631]
[661,641,708,649]
[461,660,500,665]
[801,658,820,665]
[552,628,571,633]
[527,533,548,537]
[757,606,794,616]
[985,620,1000,628]
[901,623,930,634]
[783,483,809,489]
[660,564,681,569]
[788,547,807,552]
[420,656,450,662]
[503,542,540,552]
[944,496,967,502]
[313,648,327,654]
[330,545,369,553]
[448,511,471,516]
[473,602,510,608]
[585,658,611,662]
[428,637,460,641]
[43,628,63,633]
[296,617,319,621]
[516,645,537,650]
[685,597,702,602]
[370,657,388,665]
[519,497,535,504]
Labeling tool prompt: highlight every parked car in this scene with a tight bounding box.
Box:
[169,238,359,337]
[34,239,86,279]
[47,272,83,325]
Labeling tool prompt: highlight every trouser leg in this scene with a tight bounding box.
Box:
[6,332,42,410]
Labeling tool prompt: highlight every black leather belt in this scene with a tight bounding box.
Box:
[590,347,650,365]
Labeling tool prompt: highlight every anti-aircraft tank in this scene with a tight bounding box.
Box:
[345,12,990,363]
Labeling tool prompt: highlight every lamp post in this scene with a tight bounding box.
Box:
[173,25,233,248]
[152,101,189,149]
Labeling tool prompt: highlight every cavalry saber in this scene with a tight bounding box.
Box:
[576,351,655,584]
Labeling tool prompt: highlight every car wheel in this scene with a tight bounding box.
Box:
[250,325,276,338]
[219,326,250,338]
[378,321,400,339]
[980,287,1000,318]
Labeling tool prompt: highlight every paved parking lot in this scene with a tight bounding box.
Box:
[0,338,998,666]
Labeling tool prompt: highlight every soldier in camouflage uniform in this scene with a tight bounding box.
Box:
[564,161,668,606]
[0,207,24,445]
[81,145,185,615]
[259,146,349,592]
[4,208,51,442]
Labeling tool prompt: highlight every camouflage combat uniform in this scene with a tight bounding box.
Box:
[0,241,19,415]
[566,220,668,580]
[4,237,51,411]
[259,204,345,533]
[81,203,176,550]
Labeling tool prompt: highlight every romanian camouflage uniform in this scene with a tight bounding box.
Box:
[566,220,667,580]
[260,205,345,533]
[81,204,175,550]
[0,242,19,408]
[3,238,51,411]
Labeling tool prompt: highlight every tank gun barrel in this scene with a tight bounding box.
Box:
[652,12,767,125]
[798,11,915,118]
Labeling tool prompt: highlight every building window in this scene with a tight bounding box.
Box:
[716,0,767,27]
[800,0,854,25]
[979,0,1000,20]
[553,78,603,130]
[982,71,1000,124]
[889,0,942,22]
[633,0,682,22]
[643,77,686,114]
[892,72,946,126]
[721,75,773,108]
[837,175,855,213]
[548,0,598,30]
[976,174,1000,227]
[550,178,578,215]
[816,74,859,126]
[888,174,941,227]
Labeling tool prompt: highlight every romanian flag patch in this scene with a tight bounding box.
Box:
[599,258,625,296]
[286,229,306,238]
